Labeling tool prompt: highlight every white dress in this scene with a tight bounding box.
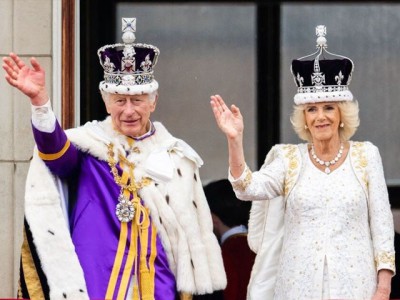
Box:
[274,150,375,299]
[230,142,395,300]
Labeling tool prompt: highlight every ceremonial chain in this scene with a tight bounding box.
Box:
[107,143,152,222]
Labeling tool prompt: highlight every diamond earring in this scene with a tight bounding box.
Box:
[340,122,344,128]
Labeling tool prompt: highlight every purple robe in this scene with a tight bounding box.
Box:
[32,121,176,300]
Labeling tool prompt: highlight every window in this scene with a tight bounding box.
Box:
[80,1,399,205]
[281,3,400,187]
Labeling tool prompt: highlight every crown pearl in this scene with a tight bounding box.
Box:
[316,36,327,48]
[122,31,136,44]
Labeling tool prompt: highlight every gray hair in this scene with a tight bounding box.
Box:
[100,90,158,103]
[290,100,360,142]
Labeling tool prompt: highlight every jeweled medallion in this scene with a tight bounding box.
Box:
[116,193,135,222]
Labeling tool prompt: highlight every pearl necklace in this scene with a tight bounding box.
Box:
[311,143,344,174]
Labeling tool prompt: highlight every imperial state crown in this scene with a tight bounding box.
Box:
[97,18,160,95]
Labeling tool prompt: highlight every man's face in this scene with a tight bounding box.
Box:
[105,93,157,137]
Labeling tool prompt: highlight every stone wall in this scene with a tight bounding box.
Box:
[0,0,52,296]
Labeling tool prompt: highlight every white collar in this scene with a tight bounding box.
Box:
[220,224,247,244]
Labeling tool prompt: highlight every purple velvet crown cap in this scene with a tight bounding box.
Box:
[97,18,160,95]
[291,25,355,105]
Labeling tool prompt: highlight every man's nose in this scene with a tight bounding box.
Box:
[124,101,136,114]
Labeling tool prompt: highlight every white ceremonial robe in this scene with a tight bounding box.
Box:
[24,118,226,298]
[230,142,395,300]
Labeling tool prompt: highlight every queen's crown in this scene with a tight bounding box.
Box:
[291,25,354,105]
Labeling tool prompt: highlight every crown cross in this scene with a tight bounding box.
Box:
[316,25,327,49]
[121,18,137,73]
[122,18,136,34]
[121,48,136,73]
[311,72,325,87]
[315,25,326,39]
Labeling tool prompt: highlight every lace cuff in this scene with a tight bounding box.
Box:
[375,251,396,275]
[31,98,56,133]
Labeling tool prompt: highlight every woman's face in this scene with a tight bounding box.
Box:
[304,102,341,143]
[105,93,157,137]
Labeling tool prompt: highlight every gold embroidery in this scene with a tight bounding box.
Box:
[20,227,46,299]
[180,292,193,300]
[283,145,299,196]
[232,167,252,192]
[351,142,368,189]
[107,143,152,193]
[375,251,396,270]
[132,146,141,153]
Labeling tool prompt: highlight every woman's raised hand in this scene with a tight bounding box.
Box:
[210,94,244,140]
[2,53,48,105]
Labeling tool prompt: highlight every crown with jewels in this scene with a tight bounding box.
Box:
[97,18,160,95]
[291,25,355,105]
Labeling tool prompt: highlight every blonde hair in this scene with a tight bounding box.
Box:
[290,100,360,142]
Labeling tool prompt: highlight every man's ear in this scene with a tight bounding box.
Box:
[104,102,111,114]
[102,93,111,114]
[150,94,158,112]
